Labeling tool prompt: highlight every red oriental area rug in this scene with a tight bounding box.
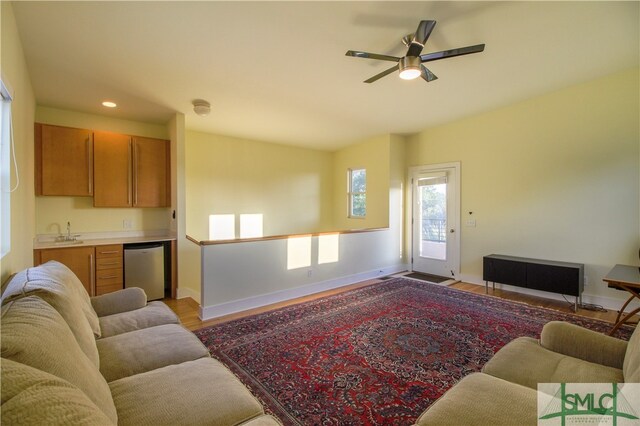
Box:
[195,278,632,426]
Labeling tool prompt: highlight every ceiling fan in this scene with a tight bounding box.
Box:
[346,20,485,83]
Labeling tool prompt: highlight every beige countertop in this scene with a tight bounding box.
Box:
[34,232,176,250]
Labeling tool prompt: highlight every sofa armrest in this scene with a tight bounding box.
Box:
[540,321,628,369]
[90,287,147,317]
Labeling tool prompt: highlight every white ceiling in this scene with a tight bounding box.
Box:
[12,1,639,150]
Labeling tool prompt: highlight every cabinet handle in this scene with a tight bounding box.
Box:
[98,250,120,255]
[133,142,138,206]
[127,140,132,206]
[87,137,93,195]
[89,254,95,296]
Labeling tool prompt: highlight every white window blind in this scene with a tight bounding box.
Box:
[1,77,15,258]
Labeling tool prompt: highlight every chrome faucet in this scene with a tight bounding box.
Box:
[55,221,78,242]
[53,221,81,244]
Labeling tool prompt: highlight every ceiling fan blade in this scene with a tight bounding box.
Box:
[345,50,401,63]
[420,65,438,82]
[407,20,436,57]
[420,44,485,63]
[364,64,399,83]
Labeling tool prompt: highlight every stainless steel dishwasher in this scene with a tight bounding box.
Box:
[124,242,166,301]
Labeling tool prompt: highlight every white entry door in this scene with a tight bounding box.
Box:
[411,163,460,279]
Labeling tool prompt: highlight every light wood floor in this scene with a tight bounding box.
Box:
[164,274,635,332]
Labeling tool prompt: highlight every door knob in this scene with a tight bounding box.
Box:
[450,229,455,233]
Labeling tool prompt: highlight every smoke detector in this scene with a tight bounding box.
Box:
[192,99,211,116]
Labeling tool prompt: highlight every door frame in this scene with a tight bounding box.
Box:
[409,162,461,278]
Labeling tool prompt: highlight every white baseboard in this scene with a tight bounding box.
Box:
[459,273,640,313]
[199,264,408,321]
[177,286,201,304]
[580,292,640,312]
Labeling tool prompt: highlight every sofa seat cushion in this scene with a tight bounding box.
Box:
[239,415,282,425]
[414,373,538,426]
[1,296,118,423]
[623,323,640,382]
[97,324,210,382]
[109,358,265,426]
[1,264,100,366]
[1,358,116,425]
[483,337,624,389]
[99,301,179,338]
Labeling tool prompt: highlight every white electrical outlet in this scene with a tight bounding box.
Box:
[466,219,477,227]
[307,270,312,277]
[123,219,132,229]
[584,276,589,287]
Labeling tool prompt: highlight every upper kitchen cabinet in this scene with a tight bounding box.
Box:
[132,136,170,207]
[35,123,93,196]
[94,131,170,208]
[93,131,132,207]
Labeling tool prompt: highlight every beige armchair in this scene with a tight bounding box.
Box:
[415,321,639,425]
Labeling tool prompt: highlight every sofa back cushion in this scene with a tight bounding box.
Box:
[1,296,118,423]
[1,358,116,425]
[623,324,640,382]
[1,262,101,366]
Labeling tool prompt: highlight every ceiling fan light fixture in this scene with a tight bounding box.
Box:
[398,56,421,80]
[347,19,484,84]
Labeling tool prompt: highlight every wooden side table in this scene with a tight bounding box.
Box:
[603,264,640,336]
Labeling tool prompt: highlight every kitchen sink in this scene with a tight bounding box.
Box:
[52,240,84,246]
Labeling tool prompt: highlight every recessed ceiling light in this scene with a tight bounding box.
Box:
[102,101,117,108]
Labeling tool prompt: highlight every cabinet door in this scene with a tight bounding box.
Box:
[132,137,170,207]
[35,246,96,296]
[94,131,132,207]
[35,124,93,196]
[526,263,580,296]
[483,257,527,287]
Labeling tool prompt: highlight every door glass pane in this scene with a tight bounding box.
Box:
[420,182,446,260]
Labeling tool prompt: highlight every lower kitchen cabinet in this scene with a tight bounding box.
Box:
[34,240,176,298]
[34,244,124,297]
[95,245,124,295]
[34,246,96,296]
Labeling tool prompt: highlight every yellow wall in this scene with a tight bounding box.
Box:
[34,197,171,235]
[186,131,396,242]
[34,106,172,235]
[36,106,168,139]
[332,134,391,230]
[389,134,406,264]
[169,112,202,301]
[185,130,335,241]
[1,2,37,282]
[406,68,639,299]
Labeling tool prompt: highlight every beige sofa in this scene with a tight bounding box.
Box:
[1,261,280,425]
[415,321,640,425]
